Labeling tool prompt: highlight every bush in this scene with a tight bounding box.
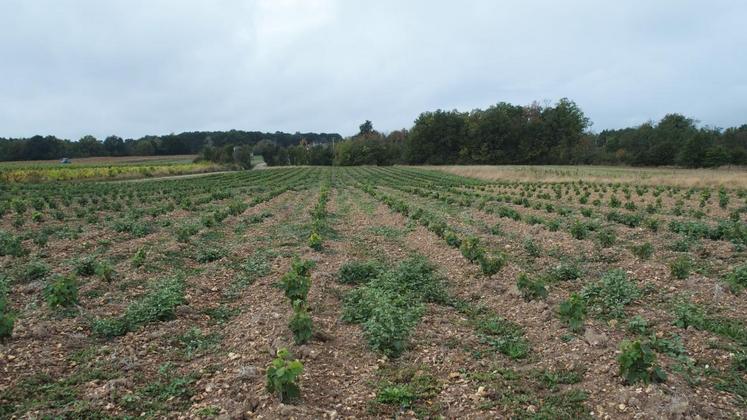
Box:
[724,264,747,294]
[597,229,616,248]
[0,280,14,341]
[606,211,643,227]
[307,231,323,251]
[630,242,654,260]
[558,293,586,333]
[478,253,506,276]
[266,348,303,403]
[43,275,79,308]
[95,261,116,282]
[342,256,445,357]
[175,223,199,242]
[443,230,461,248]
[581,269,640,319]
[289,301,313,345]
[569,220,589,240]
[524,238,541,258]
[719,187,729,209]
[545,219,561,232]
[338,260,382,285]
[112,218,152,237]
[460,236,484,262]
[627,315,650,335]
[132,247,147,268]
[672,302,706,330]
[644,218,660,232]
[74,256,97,277]
[545,261,582,283]
[618,340,666,384]
[195,246,226,263]
[516,273,548,301]
[669,255,692,279]
[0,230,24,257]
[669,238,692,252]
[496,206,521,220]
[362,291,422,356]
[19,260,50,283]
[228,200,248,216]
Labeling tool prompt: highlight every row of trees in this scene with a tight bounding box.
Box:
[250,100,747,169]
[2,99,746,167]
[0,130,341,162]
[595,115,747,167]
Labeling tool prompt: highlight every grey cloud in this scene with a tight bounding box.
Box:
[0,0,745,139]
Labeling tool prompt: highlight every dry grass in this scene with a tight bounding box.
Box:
[421,165,747,188]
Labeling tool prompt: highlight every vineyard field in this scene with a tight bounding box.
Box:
[0,166,745,418]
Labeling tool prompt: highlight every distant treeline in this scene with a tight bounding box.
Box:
[0,130,341,161]
[2,99,746,168]
[257,99,747,168]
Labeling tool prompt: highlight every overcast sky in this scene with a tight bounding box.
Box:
[1,0,745,139]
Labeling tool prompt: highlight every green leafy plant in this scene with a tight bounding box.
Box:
[95,261,116,282]
[361,291,422,356]
[672,301,747,342]
[569,220,589,240]
[545,261,582,283]
[0,230,25,257]
[516,273,548,301]
[669,255,692,279]
[718,187,729,209]
[132,246,147,268]
[92,277,185,337]
[618,340,666,384]
[175,223,199,242]
[558,293,586,333]
[266,348,304,404]
[723,263,747,294]
[10,198,26,214]
[342,256,445,357]
[597,228,616,248]
[375,370,440,411]
[478,252,506,276]
[473,314,530,359]
[289,300,313,345]
[460,236,483,262]
[307,231,323,251]
[43,275,79,308]
[178,327,220,358]
[279,258,314,302]
[338,260,382,285]
[19,260,50,283]
[74,256,97,277]
[443,230,461,247]
[523,237,541,258]
[627,315,650,335]
[0,279,14,341]
[195,246,226,263]
[581,269,640,319]
[630,242,654,260]
[228,200,248,216]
